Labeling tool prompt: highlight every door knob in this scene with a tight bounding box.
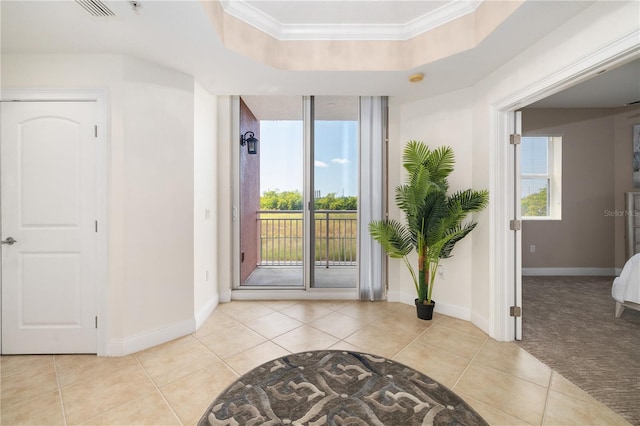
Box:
[1,237,17,245]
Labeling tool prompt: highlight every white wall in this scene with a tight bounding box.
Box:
[194,82,219,324]
[120,58,195,342]
[388,88,476,320]
[392,0,640,337]
[1,54,209,354]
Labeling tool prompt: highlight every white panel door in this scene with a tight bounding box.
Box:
[1,101,98,354]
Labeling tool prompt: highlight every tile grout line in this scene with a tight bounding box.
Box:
[400,312,450,348]
[448,337,532,424]
[1,357,65,410]
[196,310,278,358]
[52,355,69,426]
[195,315,284,356]
[191,332,245,378]
[446,337,550,424]
[194,326,294,378]
[540,370,555,426]
[133,355,185,426]
[391,322,435,359]
[449,341,552,426]
[196,304,361,374]
[451,335,488,390]
[241,303,346,348]
[246,322,306,342]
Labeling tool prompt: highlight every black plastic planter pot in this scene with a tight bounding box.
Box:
[415,299,436,320]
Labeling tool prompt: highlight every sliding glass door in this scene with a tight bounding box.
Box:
[238,96,305,288]
[311,97,359,288]
[236,96,378,294]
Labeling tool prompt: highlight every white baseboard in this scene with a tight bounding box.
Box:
[470,311,490,337]
[219,288,232,303]
[106,294,220,357]
[522,267,617,276]
[386,290,472,321]
[195,294,219,329]
[107,318,195,356]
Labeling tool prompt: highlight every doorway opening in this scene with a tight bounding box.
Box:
[494,54,640,342]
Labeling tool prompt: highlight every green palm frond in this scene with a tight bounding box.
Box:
[448,189,489,213]
[439,222,478,258]
[368,219,413,258]
[425,145,455,185]
[402,140,432,176]
[397,166,430,214]
[418,191,448,246]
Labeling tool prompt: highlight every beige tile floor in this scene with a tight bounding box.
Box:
[0,300,630,425]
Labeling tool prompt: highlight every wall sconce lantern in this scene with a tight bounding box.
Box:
[241,131,259,154]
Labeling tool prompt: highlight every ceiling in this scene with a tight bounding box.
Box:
[1,0,637,106]
[527,58,640,108]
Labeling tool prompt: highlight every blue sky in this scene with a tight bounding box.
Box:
[260,120,358,197]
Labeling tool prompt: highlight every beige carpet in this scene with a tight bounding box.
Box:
[518,276,640,425]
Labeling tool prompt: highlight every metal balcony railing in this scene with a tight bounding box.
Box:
[257,210,357,267]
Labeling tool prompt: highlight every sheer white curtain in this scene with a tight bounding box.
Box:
[358,96,387,301]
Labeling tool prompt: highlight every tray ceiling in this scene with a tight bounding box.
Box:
[221,0,481,40]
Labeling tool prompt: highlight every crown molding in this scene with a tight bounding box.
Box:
[220,0,482,41]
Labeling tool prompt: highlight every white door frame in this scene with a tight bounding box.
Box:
[490,35,640,341]
[0,89,108,355]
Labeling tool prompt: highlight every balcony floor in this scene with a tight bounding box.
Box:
[242,266,357,288]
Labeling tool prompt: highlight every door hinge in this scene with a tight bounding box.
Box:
[509,220,521,231]
[95,316,98,328]
[95,220,98,233]
[94,125,98,138]
[510,306,522,317]
[510,134,521,145]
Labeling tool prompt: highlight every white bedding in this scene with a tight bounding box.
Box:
[612,253,640,304]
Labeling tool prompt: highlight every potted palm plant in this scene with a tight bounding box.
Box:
[368,140,489,320]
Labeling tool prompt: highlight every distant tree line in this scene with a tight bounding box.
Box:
[315,192,358,210]
[260,190,357,210]
[261,190,303,210]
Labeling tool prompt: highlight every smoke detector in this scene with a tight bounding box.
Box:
[129,1,142,14]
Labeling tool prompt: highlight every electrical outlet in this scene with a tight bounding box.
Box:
[530,245,536,253]
[438,265,444,278]
[205,270,209,281]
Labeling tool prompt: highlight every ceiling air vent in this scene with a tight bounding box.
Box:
[75,0,115,17]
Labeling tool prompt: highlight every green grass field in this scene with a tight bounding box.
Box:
[258,211,357,263]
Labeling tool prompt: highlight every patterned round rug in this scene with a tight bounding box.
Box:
[199,350,487,425]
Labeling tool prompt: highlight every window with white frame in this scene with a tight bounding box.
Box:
[521,136,562,219]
